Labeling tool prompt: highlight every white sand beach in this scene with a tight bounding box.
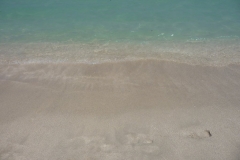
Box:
[0,59,240,160]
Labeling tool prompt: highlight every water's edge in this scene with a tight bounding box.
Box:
[1,39,240,66]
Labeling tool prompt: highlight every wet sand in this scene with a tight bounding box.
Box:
[0,59,240,160]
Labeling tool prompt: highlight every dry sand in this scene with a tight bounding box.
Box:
[0,59,240,160]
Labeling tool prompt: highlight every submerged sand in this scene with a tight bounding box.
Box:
[0,59,240,160]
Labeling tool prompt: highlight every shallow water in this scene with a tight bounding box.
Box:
[1,0,240,64]
[1,0,240,67]
[1,0,240,43]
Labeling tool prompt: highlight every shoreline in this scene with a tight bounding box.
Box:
[1,39,240,66]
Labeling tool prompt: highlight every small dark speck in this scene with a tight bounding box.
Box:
[205,130,212,137]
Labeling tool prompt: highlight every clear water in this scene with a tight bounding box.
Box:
[1,0,240,43]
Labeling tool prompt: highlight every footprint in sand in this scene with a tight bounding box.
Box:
[184,130,212,139]
[125,133,153,145]
[124,133,160,154]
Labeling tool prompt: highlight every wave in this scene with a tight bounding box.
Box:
[1,40,240,66]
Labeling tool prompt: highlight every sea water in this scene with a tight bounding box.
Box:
[0,0,240,64]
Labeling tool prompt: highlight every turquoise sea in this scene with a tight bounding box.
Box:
[0,0,240,64]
